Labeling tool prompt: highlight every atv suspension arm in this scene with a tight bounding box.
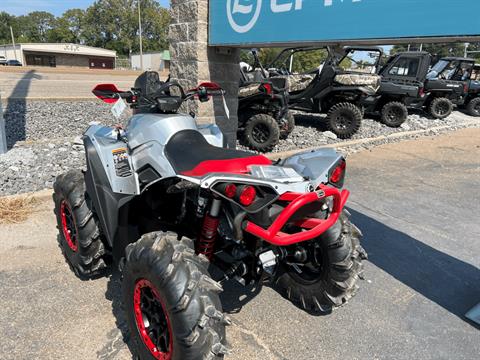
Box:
[244,186,349,246]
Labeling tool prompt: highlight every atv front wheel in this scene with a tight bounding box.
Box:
[53,170,109,278]
[466,97,480,117]
[279,111,295,139]
[243,113,280,152]
[381,101,408,127]
[274,212,366,314]
[429,97,453,119]
[326,103,362,139]
[123,232,229,360]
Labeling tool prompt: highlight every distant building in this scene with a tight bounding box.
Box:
[0,43,116,69]
[131,50,170,72]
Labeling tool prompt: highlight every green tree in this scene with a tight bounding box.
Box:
[49,9,85,43]
[0,12,16,44]
[16,11,56,42]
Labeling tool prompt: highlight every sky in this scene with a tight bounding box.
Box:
[0,0,170,17]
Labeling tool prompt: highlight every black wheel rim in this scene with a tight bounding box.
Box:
[332,112,353,131]
[436,102,449,115]
[251,124,270,143]
[386,107,403,121]
[287,244,326,284]
[134,279,172,359]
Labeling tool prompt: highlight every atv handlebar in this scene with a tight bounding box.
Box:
[244,185,349,246]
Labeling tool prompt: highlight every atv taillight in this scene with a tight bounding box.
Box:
[419,87,425,97]
[239,186,256,206]
[329,160,346,187]
[259,83,273,95]
[464,84,469,93]
[224,184,237,198]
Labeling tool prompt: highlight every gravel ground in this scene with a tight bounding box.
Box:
[1,100,479,196]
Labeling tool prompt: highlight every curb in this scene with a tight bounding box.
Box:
[266,119,480,160]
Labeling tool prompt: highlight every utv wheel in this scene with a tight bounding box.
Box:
[123,232,229,360]
[326,103,362,139]
[53,170,109,278]
[274,212,367,314]
[243,113,280,152]
[466,97,480,117]
[279,111,295,140]
[429,97,453,119]
[381,101,408,127]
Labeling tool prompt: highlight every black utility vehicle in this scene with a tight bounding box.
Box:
[364,52,475,122]
[238,62,293,152]
[249,47,383,139]
[463,63,480,116]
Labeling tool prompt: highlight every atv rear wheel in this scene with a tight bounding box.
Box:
[123,232,229,360]
[274,212,366,314]
[429,97,453,119]
[466,97,480,117]
[243,113,280,152]
[326,103,362,139]
[53,170,109,278]
[381,101,408,127]
[279,111,295,140]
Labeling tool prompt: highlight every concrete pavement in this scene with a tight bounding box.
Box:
[0,128,479,359]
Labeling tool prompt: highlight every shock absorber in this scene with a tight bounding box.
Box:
[196,198,222,260]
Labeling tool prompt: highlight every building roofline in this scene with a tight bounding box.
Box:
[0,42,116,55]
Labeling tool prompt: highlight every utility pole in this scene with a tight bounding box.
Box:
[419,43,423,52]
[0,94,7,154]
[138,0,143,71]
[464,43,469,58]
[10,26,18,60]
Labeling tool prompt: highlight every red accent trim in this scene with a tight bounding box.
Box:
[60,200,78,252]
[244,185,350,246]
[181,155,272,177]
[133,279,173,360]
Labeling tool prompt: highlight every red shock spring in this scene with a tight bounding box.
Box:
[196,213,220,260]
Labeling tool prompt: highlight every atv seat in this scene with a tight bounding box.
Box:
[165,130,272,177]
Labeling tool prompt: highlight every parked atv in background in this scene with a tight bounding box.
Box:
[462,63,480,117]
[263,46,382,139]
[53,71,366,360]
[363,52,475,122]
[238,63,293,152]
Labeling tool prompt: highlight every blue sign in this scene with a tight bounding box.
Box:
[209,0,480,46]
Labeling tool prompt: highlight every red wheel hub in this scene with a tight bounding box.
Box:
[133,279,173,360]
[60,200,78,252]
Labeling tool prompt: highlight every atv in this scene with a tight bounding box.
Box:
[462,63,480,117]
[238,62,293,152]
[263,46,382,139]
[53,71,366,360]
[363,53,475,122]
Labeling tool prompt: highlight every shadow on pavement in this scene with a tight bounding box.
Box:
[105,270,135,357]
[4,70,42,149]
[349,208,480,328]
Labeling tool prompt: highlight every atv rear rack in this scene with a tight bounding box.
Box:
[244,185,349,246]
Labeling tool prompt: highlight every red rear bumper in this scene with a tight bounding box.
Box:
[244,185,349,246]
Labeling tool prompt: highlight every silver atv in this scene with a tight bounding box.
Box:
[53,71,366,360]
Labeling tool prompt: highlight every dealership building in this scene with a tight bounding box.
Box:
[0,43,116,69]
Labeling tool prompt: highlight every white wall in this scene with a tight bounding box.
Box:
[0,45,22,62]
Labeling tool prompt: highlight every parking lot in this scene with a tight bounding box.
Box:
[1,128,478,360]
[0,68,167,100]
